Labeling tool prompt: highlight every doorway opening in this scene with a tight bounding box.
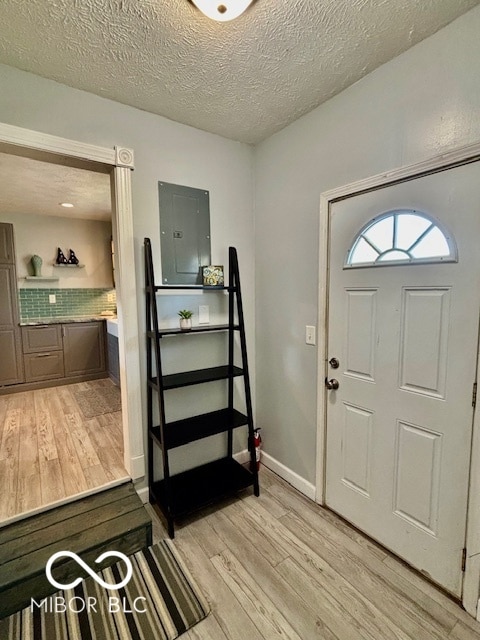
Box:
[0,124,143,527]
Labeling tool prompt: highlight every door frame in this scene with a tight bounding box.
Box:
[316,140,480,617]
[0,121,145,483]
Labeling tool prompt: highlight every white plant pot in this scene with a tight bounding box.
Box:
[179,318,192,331]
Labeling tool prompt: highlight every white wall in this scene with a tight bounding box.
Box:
[254,6,480,485]
[0,212,113,288]
[0,65,255,474]
[2,4,479,489]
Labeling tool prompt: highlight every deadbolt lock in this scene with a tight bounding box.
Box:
[329,357,340,369]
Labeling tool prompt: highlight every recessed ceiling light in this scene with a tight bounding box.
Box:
[60,202,74,208]
[191,0,253,22]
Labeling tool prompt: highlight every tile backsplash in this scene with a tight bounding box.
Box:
[19,288,116,320]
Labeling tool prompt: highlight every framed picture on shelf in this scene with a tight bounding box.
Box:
[202,265,224,287]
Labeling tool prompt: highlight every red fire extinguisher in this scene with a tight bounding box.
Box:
[252,428,262,471]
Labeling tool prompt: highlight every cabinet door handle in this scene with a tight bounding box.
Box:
[36,353,51,357]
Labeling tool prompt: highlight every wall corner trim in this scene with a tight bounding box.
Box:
[0,122,117,165]
[115,146,135,169]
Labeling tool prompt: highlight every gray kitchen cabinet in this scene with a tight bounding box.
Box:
[21,325,64,382]
[21,325,63,353]
[0,326,24,385]
[63,322,106,377]
[14,321,107,389]
[0,224,14,264]
[23,351,65,382]
[0,224,24,387]
[107,333,120,386]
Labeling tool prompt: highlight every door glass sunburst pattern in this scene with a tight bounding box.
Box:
[345,211,457,268]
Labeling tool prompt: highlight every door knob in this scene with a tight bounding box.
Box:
[325,377,340,390]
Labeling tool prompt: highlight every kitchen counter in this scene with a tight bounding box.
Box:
[19,315,116,326]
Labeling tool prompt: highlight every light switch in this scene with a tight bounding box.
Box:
[199,305,210,324]
[49,294,56,304]
[306,325,316,345]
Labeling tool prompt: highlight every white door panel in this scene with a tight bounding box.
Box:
[326,162,480,596]
[344,289,377,382]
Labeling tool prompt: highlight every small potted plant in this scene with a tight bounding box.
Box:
[178,309,193,331]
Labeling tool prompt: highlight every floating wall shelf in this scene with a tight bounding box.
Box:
[24,276,59,281]
[52,264,85,268]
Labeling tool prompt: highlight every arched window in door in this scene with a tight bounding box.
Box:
[345,210,457,268]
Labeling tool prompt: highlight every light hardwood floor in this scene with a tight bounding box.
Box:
[0,379,127,521]
[148,467,480,640]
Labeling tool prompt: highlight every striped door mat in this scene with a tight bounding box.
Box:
[0,541,210,639]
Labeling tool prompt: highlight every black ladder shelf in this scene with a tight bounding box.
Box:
[144,237,260,538]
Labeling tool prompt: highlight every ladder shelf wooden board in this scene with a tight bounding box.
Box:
[150,457,254,519]
[150,407,249,450]
[144,238,259,538]
[151,323,239,337]
[152,364,244,390]
[155,285,234,291]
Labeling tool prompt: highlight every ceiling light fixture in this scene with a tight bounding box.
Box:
[60,202,74,208]
[191,0,254,22]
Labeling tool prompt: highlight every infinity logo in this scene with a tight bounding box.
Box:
[45,551,133,591]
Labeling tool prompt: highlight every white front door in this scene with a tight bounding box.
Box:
[325,162,480,596]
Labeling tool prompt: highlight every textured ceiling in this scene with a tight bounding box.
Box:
[0,0,478,143]
[0,152,112,220]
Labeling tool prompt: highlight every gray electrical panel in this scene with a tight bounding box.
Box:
[159,181,211,285]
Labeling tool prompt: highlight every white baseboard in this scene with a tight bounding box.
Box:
[233,449,251,464]
[129,454,145,481]
[136,451,316,504]
[136,486,149,504]
[261,451,316,500]
[234,449,316,501]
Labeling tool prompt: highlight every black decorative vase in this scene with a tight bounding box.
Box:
[68,249,79,265]
[56,247,68,264]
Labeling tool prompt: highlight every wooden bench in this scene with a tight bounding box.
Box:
[0,482,152,619]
